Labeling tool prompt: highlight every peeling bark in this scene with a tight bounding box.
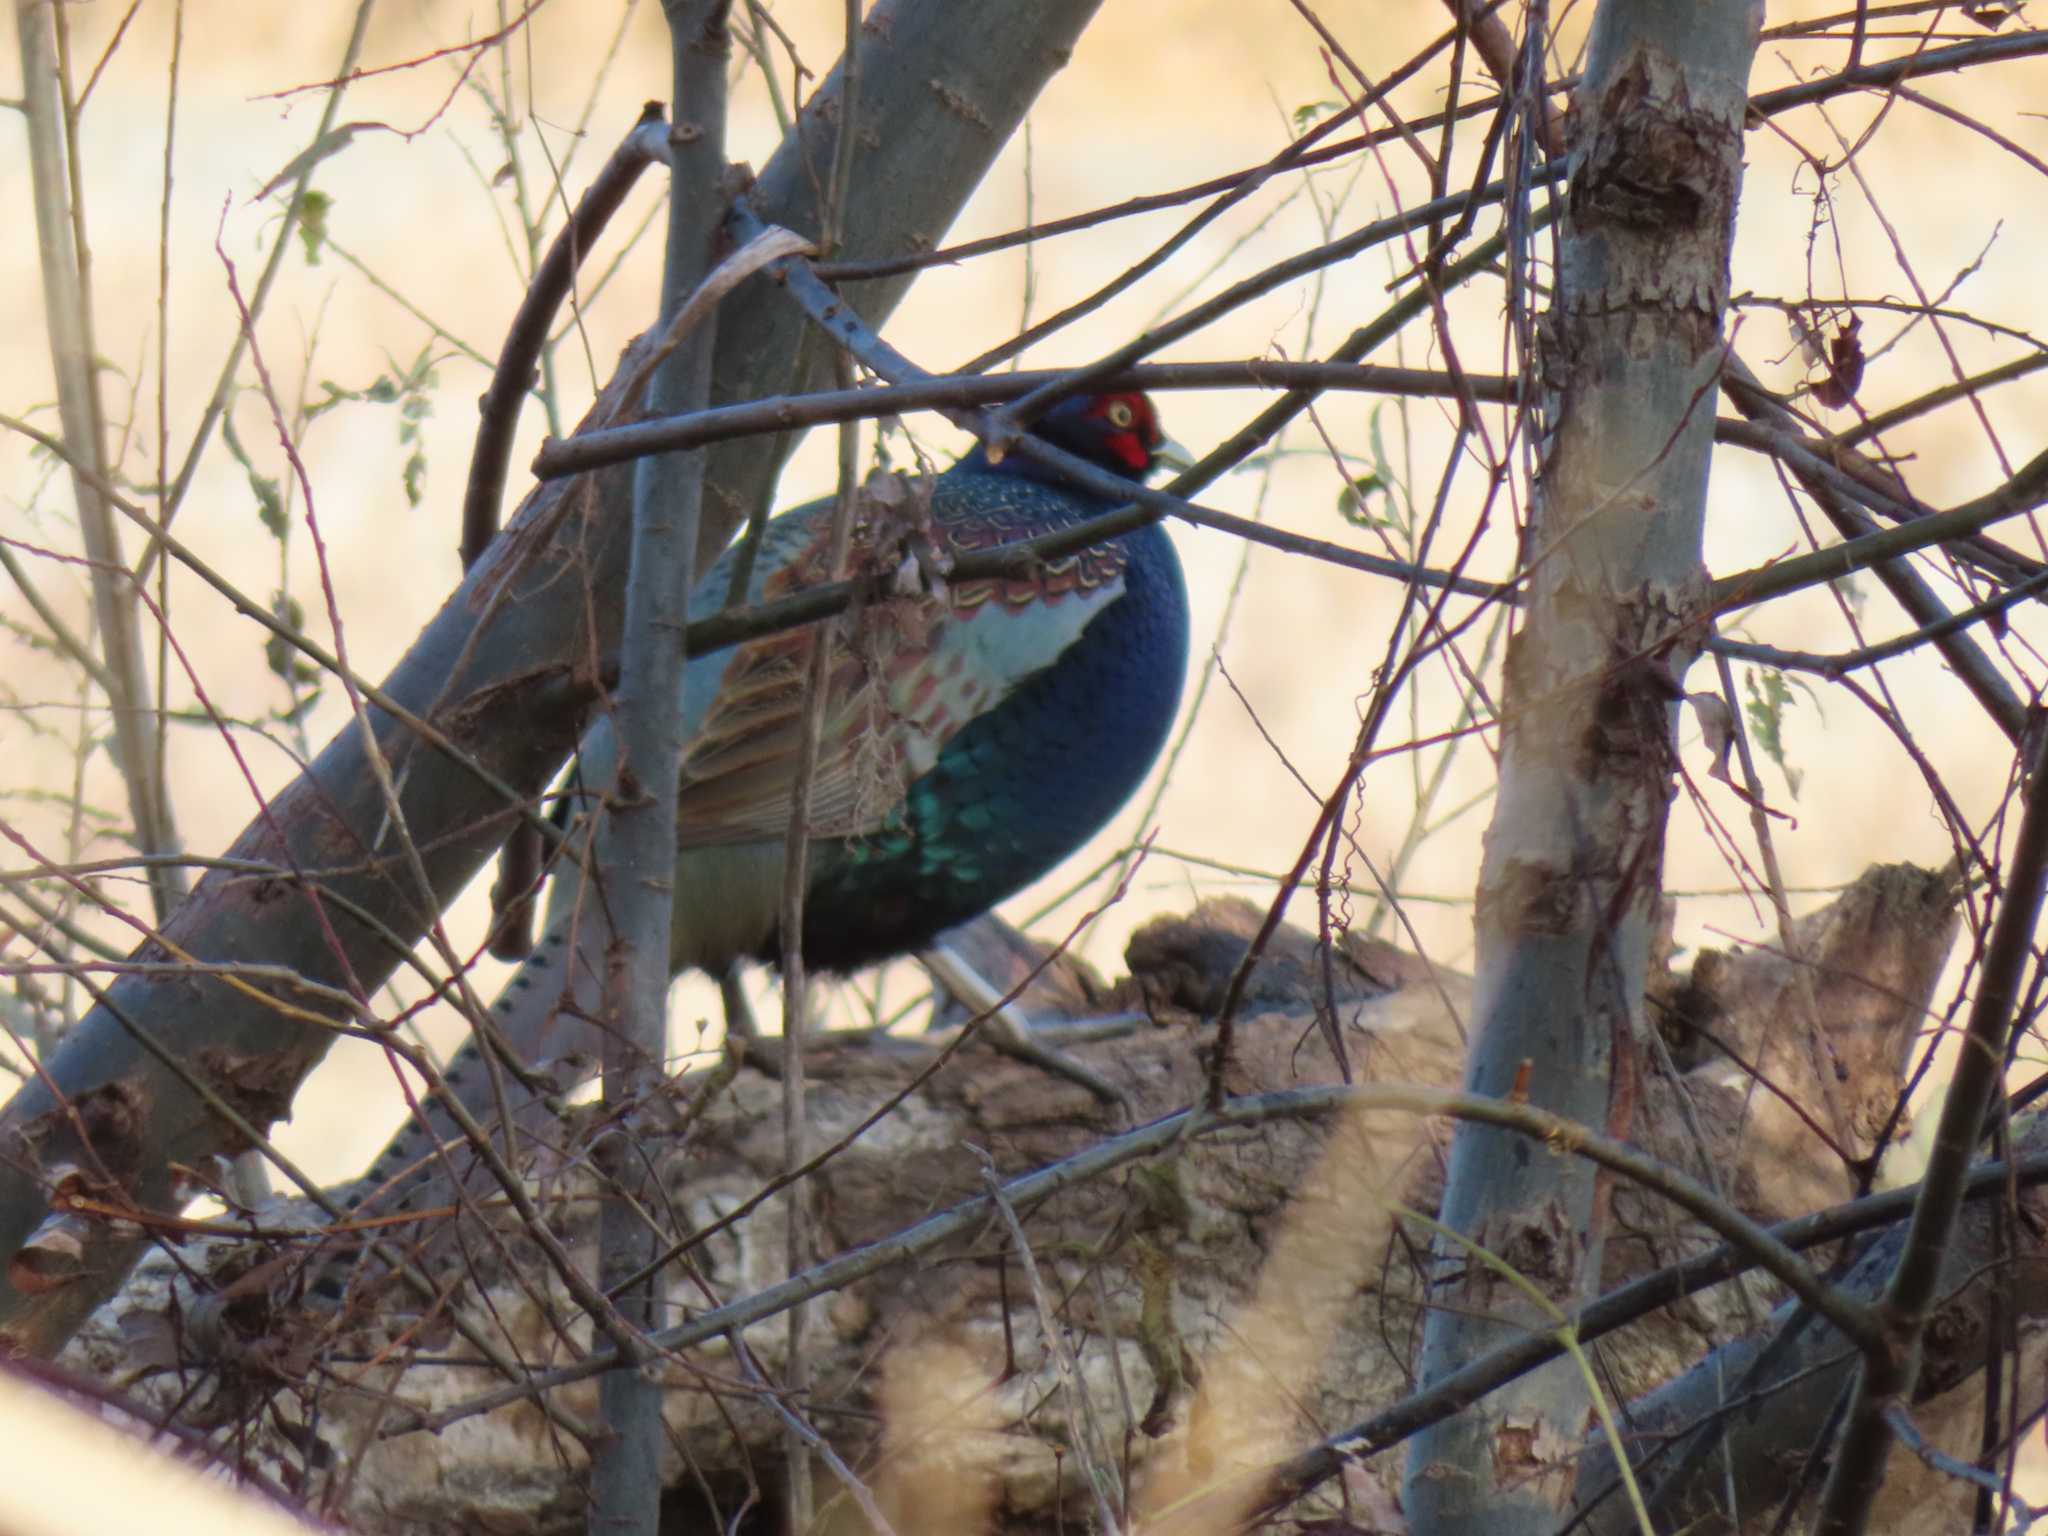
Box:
[1407,3,1763,1528]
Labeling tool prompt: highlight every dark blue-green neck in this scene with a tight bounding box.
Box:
[953,446,1149,497]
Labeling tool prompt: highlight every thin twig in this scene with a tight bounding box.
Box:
[468,106,667,962]
[145,0,376,574]
[393,1078,1889,1437]
[981,1155,1126,1535]
[16,0,183,921]
[461,106,668,567]
[533,359,1514,477]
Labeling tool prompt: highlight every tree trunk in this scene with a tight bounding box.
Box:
[1406,2,1762,1530]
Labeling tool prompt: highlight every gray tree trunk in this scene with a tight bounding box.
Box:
[1405,2,1763,1531]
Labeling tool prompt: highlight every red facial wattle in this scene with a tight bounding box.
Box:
[1086,393,1160,474]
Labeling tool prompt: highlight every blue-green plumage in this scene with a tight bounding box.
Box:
[576,390,1189,976]
[336,393,1188,1241]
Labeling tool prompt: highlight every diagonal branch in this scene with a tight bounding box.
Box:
[0,0,1120,1357]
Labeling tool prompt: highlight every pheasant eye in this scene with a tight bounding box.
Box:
[1105,401,1137,429]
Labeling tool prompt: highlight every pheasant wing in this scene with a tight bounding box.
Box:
[672,506,1131,847]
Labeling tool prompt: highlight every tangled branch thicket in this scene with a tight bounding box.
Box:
[6,1,2048,1532]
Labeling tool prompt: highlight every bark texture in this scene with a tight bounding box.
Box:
[1407,1,1763,1528]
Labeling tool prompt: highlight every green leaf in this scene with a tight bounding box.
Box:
[265,593,320,688]
[274,686,323,726]
[304,381,354,421]
[295,189,333,266]
[1363,401,1415,539]
[250,472,287,540]
[1742,666,1816,800]
[1337,473,1390,527]
[256,124,376,204]
[1367,402,1392,480]
[400,345,437,392]
[220,409,288,541]
[303,346,440,503]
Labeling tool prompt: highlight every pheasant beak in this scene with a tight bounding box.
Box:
[1151,436,1197,481]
